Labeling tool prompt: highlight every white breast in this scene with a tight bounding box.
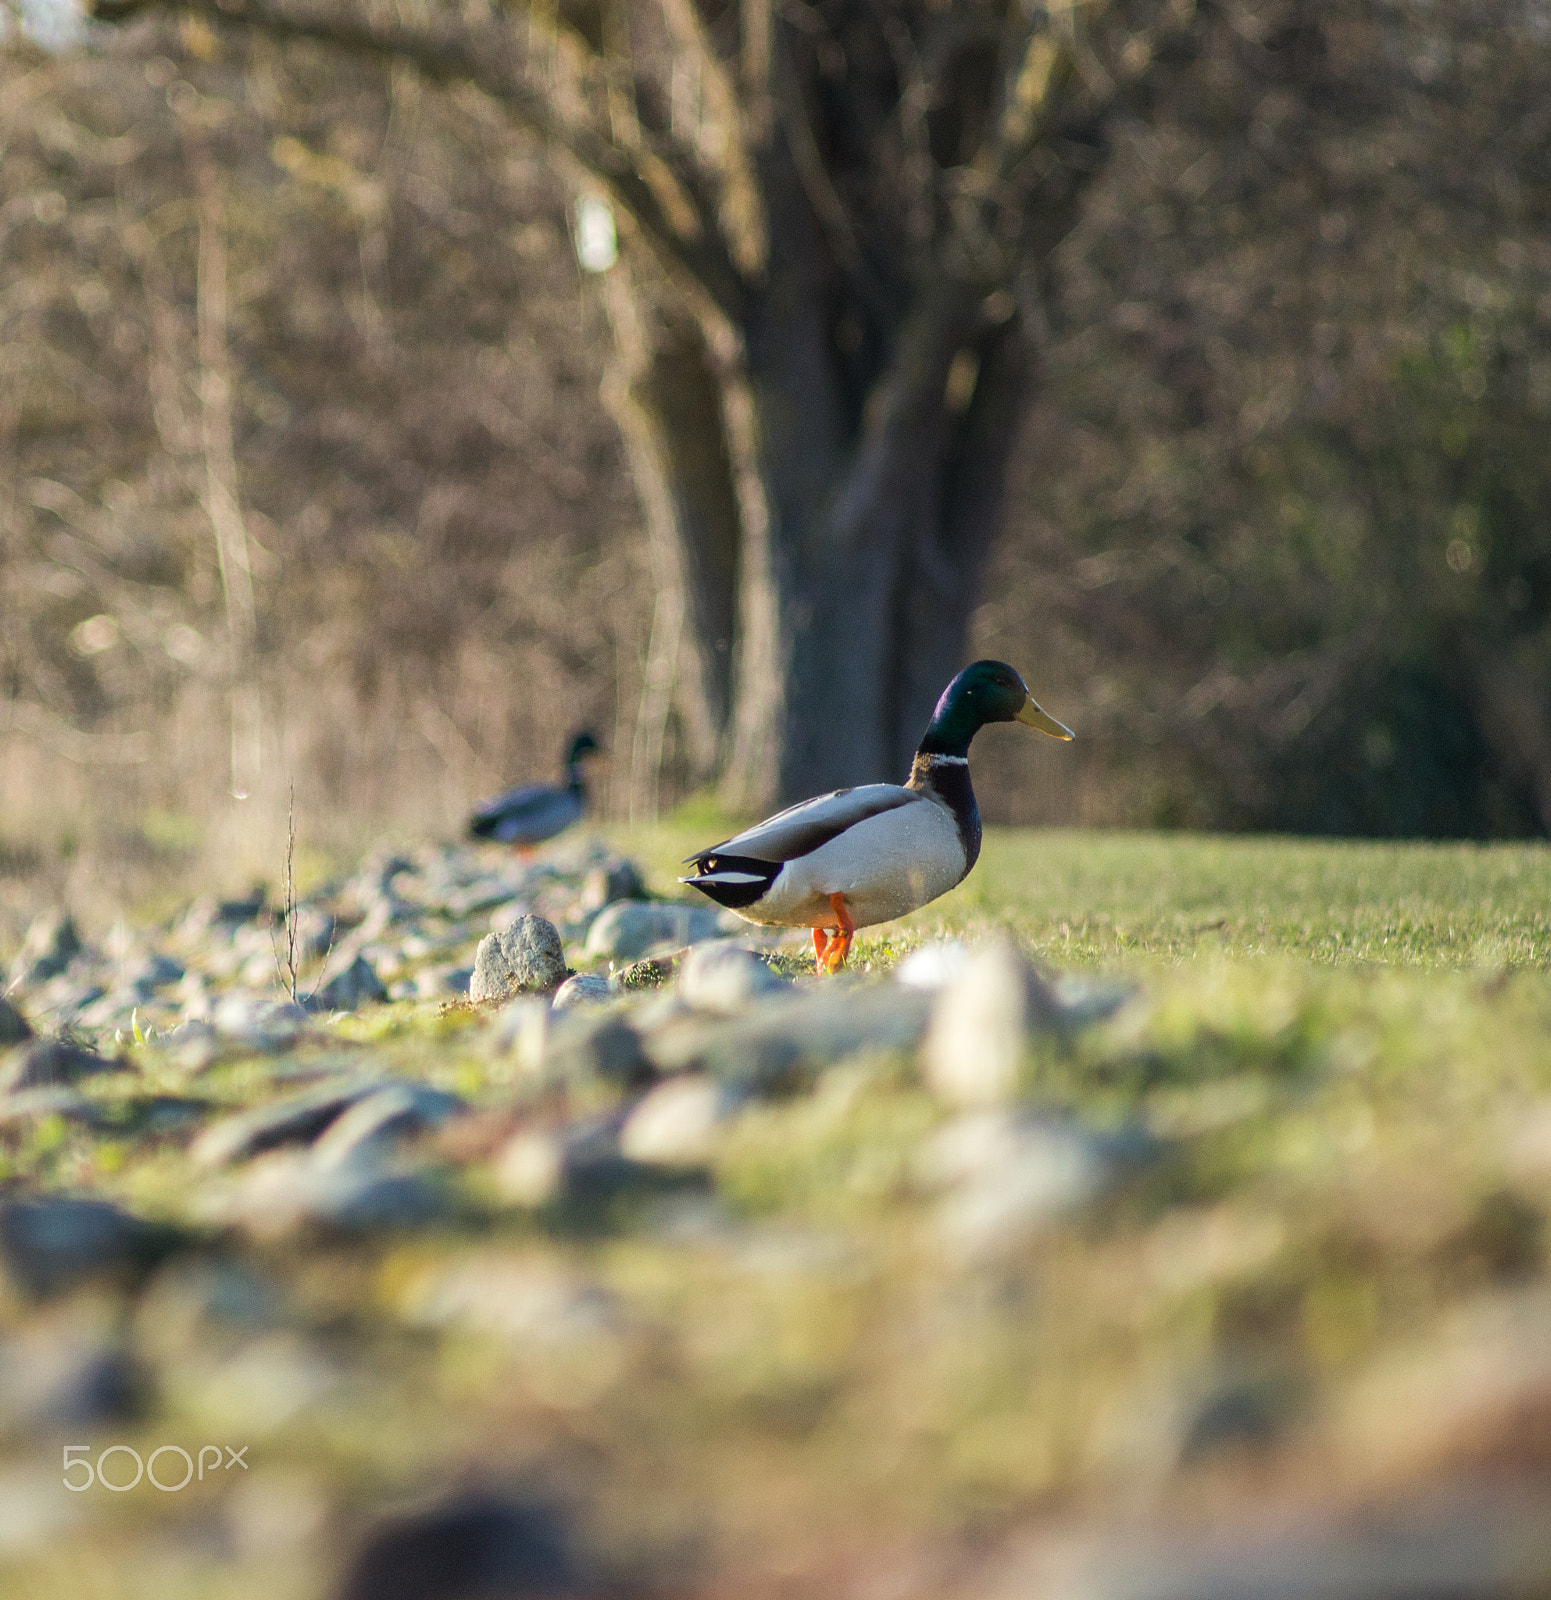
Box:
[740,797,967,929]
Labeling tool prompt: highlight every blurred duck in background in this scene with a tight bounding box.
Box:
[469,730,601,855]
[682,662,1072,973]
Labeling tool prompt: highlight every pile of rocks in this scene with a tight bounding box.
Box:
[0,834,1137,1258]
[1,838,736,1047]
[0,833,1158,1600]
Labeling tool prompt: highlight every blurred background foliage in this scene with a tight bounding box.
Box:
[3,0,1551,889]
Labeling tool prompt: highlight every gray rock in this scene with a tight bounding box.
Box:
[211,1149,444,1240]
[310,952,388,1012]
[310,1084,466,1169]
[160,1019,223,1072]
[541,1010,652,1089]
[678,943,789,1015]
[0,1197,151,1295]
[121,952,184,996]
[495,1113,631,1208]
[191,1076,390,1168]
[643,982,933,1093]
[399,964,472,1001]
[489,996,554,1077]
[442,879,523,918]
[580,858,649,912]
[344,854,420,936]
[469,916,567,1003]
[0,1322,141,1432]
[9,911,82,987]
[1178,1369,1304,1464]
[583,901,724,963]
[921,941,1054,1106]
[1049,970,1137,1029]
[0,997,32,1047]
[493,999,646,1093]
[332,1493,585,1600]
[131,1094,208,1135]
[894,939,973,990]
[619,1076,739,1166]
[551,973,613,1010]
[72,990,144,1032]
[134,1260,286,1362]
[291,904,338,961]
[403,1258,621,1345]
[239,949,283,989]
[918,1109,1119,1257]
[0,1087,100,1129]
[0,1038,120,1095]
[208,992,310,1051]
[41,983,106,1028]
[178,890,267,937]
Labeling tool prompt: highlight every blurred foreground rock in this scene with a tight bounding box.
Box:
[0,1037,119,1094]
[0,997,32,1047]
[0,1197,154,1296]
[333,1493,590,1600]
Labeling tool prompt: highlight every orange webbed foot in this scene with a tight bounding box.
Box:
[821,893,855,974]
[812,926,832,971]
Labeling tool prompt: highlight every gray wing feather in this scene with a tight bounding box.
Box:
[474,786,582,844]
[700,785,923,864]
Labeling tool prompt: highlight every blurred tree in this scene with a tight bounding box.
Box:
[91,0,1205,811]
[986,0,1551,838]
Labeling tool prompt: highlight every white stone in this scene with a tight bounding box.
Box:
[495,1128,566,1207]
[619,1076,731,1166]
[921,942,1042,1105]
[922,1110,1108,1257]
[552,973,614,1010]
[895,940,973,990]
[677,943,787,1014]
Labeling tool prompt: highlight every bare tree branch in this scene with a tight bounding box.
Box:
[92,0,749,316]
[657,0,767,274]
[187,132,262,800]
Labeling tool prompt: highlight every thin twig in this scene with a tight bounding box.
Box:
[268,782,299,1002]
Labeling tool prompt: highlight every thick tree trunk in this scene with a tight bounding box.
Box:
[770,294,1031,800]
[583,19,1105,818]
[599,270,741,806]
[609,257,1034,813]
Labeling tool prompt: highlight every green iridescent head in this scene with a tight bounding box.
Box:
[918,660,1074,758]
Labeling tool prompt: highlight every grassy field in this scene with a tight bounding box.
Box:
[5,825,1551,1598]
[631,820,1551,968]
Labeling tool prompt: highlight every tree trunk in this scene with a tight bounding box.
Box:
[598,269,741,806]
[608,242,1035,813]
[577,18,1114,818]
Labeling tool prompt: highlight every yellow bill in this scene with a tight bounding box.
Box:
[1015,695,1074,740]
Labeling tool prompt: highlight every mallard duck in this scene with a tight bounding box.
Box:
[681,661,1072,972]
[469,729,601,854]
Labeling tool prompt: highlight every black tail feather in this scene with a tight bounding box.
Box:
[680,851,780,910]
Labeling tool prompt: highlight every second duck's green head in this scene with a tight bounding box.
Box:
[919,660,1074,758]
